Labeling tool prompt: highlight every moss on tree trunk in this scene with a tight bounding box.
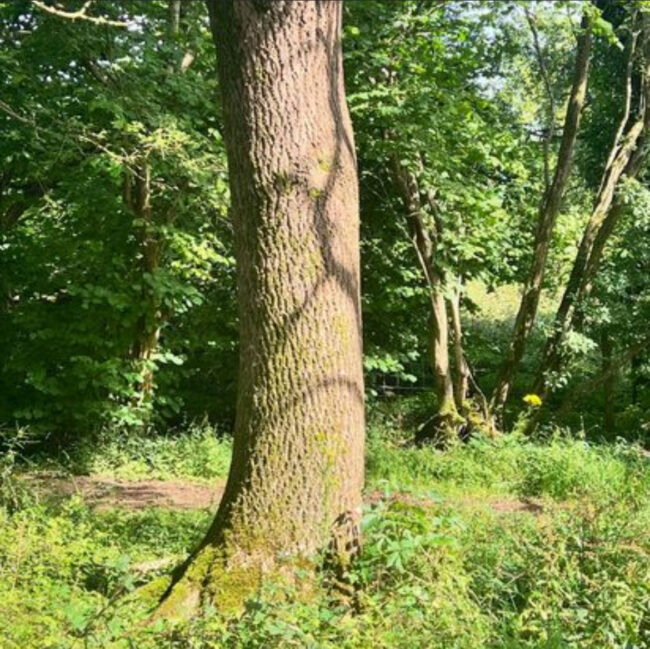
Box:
[158,0,364,617]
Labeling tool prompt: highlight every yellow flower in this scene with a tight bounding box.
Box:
[523,394,542,407]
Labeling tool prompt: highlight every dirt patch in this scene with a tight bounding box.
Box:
[26,473,224,510]
[366,489,544,516]
[25,474,543,516]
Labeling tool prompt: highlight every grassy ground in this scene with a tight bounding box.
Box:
[1,416,650,648]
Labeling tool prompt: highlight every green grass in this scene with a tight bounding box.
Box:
[30,424,234,483]
[367,431,650,502]
[2,422,650,648]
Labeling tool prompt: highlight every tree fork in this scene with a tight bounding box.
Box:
[528,11,650,426]
[490,12,592,422]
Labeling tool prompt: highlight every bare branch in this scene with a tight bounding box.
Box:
[597,12,640,197]
[31,1,130,28]
[525,6,555,193]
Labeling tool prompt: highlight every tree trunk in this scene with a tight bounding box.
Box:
[529,15,650,415]
[389,158,461,445]
[601,331,616,434]
[168,0,181,36]
[159,0,364,616]
[448,287,469,412]
[428,288,459,441]
[124,162,162,410]
[490,13,592,421]
[124,3,189,412]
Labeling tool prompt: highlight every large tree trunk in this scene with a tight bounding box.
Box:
[159,0,364,616]
[490,13,592,421]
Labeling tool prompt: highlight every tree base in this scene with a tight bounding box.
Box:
[152,546,320,623]
[415,398,500,447]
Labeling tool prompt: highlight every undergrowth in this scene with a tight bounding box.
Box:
[30,423,233,482]
[1,418,649,648]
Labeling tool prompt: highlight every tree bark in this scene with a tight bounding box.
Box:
[390,158,461,445]
[124,162,162,410]
[159,0,364,615]
[490,13,592,422]
[600,331,616,434]
[530,14,650,413]
[168,0,181,36]
[448,287,469,412]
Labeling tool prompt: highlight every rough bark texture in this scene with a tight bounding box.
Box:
[490,14,592,421]
[159,0,364,616]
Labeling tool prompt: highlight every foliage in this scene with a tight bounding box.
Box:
[1,0,649,442]
[0,1,236,437]
[2,428,649,648]
[62,423,233,482]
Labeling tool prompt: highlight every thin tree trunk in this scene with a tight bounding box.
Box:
[448,287,469,411]
[525,5,556,195]
[159,0,364,615]
[124,3,189,410]
[530,15,650,411]
[490,13,592,421]
[124,163,162,408]
[601,331,616,434]
[168,0,181,36]
[390,158,460,445]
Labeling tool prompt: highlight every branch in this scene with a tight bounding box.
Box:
[31,1,130,28]
[525,6,556,194]
[0,99,35,126]
[0,98,128,168]
[597,12,640,197]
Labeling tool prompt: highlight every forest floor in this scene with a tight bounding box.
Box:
[25,472,546,515]
[2,427,650,649]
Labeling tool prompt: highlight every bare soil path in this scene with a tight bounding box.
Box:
[25,473,545,515]
[26,474,223,510]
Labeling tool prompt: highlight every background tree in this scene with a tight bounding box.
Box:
[490,8,593,422]
[0,0,237,436]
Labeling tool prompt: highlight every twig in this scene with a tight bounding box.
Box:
[525,6,555,194]
[32,0,130,28]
